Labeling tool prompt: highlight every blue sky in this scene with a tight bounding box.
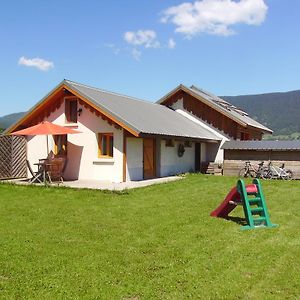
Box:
[0,0,300,116]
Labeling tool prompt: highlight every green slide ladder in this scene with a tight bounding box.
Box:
[237,179,277,230]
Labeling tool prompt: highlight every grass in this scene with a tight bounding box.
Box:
[0,174,299,299]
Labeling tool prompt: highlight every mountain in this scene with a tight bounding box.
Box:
[222,90,300,137]
[0,112,26,131]
[1,90,300,138]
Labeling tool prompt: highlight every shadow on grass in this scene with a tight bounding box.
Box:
[225,216,248,226]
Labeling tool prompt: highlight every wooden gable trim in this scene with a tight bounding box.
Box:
[159,85,248,129]
[62,84,139,137]
[160,86,272,134]
[6,82,139,137]
[247,124,272,135]
[6,84,65,134]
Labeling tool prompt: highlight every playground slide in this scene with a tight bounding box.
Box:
[211,180,277,230]
[210,187,242,218]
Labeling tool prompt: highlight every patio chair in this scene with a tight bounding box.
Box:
[48,157,65,183]
[26,160,43,183]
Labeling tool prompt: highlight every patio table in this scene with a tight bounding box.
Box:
[34,161,51,184]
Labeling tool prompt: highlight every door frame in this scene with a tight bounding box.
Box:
[195,142,201,172]
[143,138,156,179]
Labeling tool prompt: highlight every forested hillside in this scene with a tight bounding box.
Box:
[222,90,300,138]
[0,112,25,132]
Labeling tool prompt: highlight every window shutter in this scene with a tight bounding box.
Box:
[65,99,71,122]
[70,100,78,123]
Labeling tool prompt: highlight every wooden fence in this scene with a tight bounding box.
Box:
[223,149,300,179]
[0,135,27,179]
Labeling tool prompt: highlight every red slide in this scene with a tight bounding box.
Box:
[210,187,242,218]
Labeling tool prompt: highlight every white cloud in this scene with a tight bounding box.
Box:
[161,0,268,37]
[18,56,54,71]
[123,30,176,60]
[131,48,142,61]
[124,30,160,48]
[168,38,176,49]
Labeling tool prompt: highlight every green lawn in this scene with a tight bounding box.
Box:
[0,175,299,299]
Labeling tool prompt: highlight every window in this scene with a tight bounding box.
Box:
[54,135,67,155]
[165,139,175,147]
[98,133,113,158]
[65,98,78,123]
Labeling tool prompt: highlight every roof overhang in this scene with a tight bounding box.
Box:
[139,132,220,143]
[247,125,273,135]
[222,140,300,151]
[158,84,273,134]
[5,80,140,137]
[63,81,140,136]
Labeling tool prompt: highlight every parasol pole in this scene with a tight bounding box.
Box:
[46,135,49,155]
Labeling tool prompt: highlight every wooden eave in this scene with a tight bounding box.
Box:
[159,85,249,129]
[62,83,139,137]
[6,82,140,137]
[139,132,220,143]
[247,124,273,134]
[160,85,273,134]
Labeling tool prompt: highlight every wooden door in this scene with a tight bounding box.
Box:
[143,138,156,179]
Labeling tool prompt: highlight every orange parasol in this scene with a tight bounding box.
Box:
[11,121,81,153]
[12,121,81,136]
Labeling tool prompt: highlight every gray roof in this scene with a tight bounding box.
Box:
[158,84,273,133]
[63,80,220,141]
[222,140,300,151]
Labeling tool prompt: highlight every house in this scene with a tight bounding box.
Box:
[157,84,273,166]
[6,80,270,183]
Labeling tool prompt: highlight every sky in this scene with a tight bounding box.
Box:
[0,0,300,116]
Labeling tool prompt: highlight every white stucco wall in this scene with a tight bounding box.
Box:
[160,140,195,177]
[27,135,49,175]
[171,98,229,163]
[126,137,196,180]
[126,137,143,181]
[26,99,124,182]
[200,142,207,162]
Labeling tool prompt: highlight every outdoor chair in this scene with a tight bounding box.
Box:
[48,157,65,183]
[26,160,43,183]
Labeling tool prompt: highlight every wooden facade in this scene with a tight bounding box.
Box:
[162,90,263,140]
[223,149,300,179]
[0,135,27,179]
[143,138,156,179]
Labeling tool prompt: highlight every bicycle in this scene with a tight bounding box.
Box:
[255,161,268,179]
[265,162,293,180]
[238,161,257,178]
[238,161,267,179]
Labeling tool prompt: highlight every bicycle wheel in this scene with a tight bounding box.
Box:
[238,168,247,178]
[249,169,256,178]
[263,168,272,180]
[258,167,269,179]
[256,169,265,179]
[285,169,293,180]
